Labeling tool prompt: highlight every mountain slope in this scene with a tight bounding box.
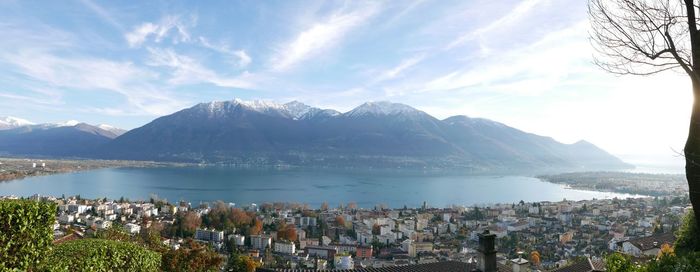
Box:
[0,122,122,157]
[0,116,35,130]
[99,99,630,171]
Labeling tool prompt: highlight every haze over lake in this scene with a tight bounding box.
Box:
[0,167,643,207]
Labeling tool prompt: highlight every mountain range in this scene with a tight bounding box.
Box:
[0,100,631,172]
[0,118,125,157]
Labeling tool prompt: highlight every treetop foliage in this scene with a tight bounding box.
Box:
[675,209,700,254]
[37,238,161,272]
[0,199,56,271]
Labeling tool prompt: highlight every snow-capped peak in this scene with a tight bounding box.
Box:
[199,98,338,120]
[346,101,420,117]
[57,120,81,127]
[97,124,116,130]
[283,101,313,120]
[0,116,35,127]
[97,124,127,136]
[232,98,285,111]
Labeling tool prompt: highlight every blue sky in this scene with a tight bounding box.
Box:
[0,0,692,164]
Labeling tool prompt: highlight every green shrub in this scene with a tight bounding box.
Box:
[645,251,700,272]
[38,239,161,272]
[0,199,56,271]
[603,251,700,272]
[674,210,700,254]
[604,252,639,272]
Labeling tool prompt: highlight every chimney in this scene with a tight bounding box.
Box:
[511,254,529,272]
[477,230,497,272]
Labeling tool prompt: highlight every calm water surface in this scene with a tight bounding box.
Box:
[0,167,644,208]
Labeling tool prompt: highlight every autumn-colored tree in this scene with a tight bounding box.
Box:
[336,215,346,227]
[302,210,317,218]
[232,208,254,228]
[276,222,298,241]
[202,201,237,232]
[226,250,258,272]
[161,239,224,272]
[289,202,303,211]
[285,226,297,242]
[261,203,273,213]
[277,222,287,240]
[183,211,202,234]
[168,211,202,238]
[659,243,675,257]
[249,218,263,235]
[530,251,541,267]
[372,223,381,235]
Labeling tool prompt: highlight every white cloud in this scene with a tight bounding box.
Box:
[234,50,252,67]
[271,3,379,71]
[0,47,189,116]
[198,37,252,67]
[79,0,125,31]
[146,47,255,89]
[0,92,61,106]
[425,21,591,96]
[445,0,543,51]
[125,15,195,48]
[382,0,428,28]
[373,54,426,83]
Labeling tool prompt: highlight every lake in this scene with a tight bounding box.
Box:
[0,166,644,208]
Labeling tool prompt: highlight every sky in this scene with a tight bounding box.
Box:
[0,0,692,166]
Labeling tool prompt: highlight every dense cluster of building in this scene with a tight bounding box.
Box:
[1,193,689,272]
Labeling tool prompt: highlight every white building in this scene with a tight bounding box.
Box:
[58,213,75,224]
[230,234,245,246]
[68,204,89,214]
[442,213,452,222]
[251,235,273,250]
[195,228,225,242]
[95,220,112,230]
[125,223,141,234]
[507,221,529,232]
[620,233,675,257]
[401,239,416,257]
[321,236,332,246]
[379,225,392,236]
[275,241,296,255]
[161,205,178,215]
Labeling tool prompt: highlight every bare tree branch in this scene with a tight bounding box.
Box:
[589,0,700,228]
[588,0,695,77]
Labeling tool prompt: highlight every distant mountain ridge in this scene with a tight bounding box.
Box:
[93,99,632,172]
[0,118,126,157]
[0,116,35,130]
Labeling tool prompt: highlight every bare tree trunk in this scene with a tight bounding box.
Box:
[686,79,700,226]
[684,0,700,227]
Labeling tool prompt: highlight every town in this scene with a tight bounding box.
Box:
[1,191,690,271]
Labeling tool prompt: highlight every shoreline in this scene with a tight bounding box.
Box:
[0,157,191,182]
[537,171,687,197]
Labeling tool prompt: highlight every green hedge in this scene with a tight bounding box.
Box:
[675,210,700,254]
[0,199,56,271]
[39,239,161,272]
